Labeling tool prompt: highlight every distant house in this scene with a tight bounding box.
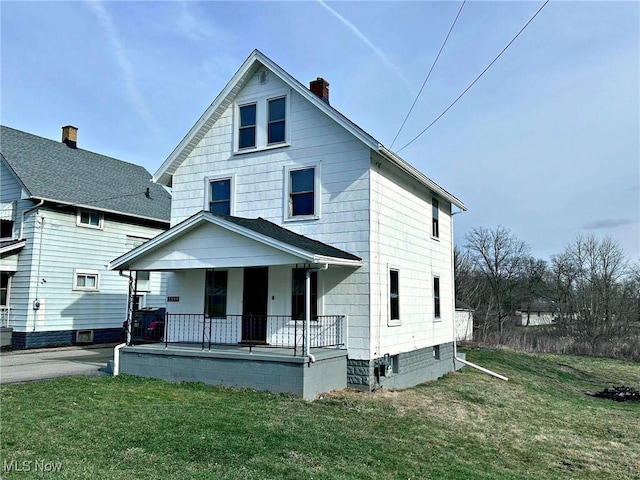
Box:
[0,125,171,348]
[455,300,474,341]
[110,50,467,399]
[519,299,558,326]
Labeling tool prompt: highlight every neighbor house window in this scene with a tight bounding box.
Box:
[433,276,441,319]
[268,97,286,144]
[77,209,103,229]
[74,270,100,291]
[1,272,10,307]
[0,220,13,239]
[210,178,231,215]
[390,269,400,322]
[432,198,439,239]
[205,270,228,318]
[289,167,315,217]
[292,269,318,320]
[238,103,257,149]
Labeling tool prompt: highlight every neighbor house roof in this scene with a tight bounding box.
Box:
[110,211,362,270]
[1,125,171,223]
[154,49,466,211]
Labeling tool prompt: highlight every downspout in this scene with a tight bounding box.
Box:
[113,270,133,376]
[450,209,508,381]
[305,263,329,363]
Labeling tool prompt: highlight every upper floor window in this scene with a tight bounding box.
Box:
[238,103,257,149]
[289,167,315,217]
[434,276,441,319]
[0,220,14,240]
[210,179,231,215]
[77,209,103,229]
[268,97,286,145]
[292,269,318,321]
[390,269,400,322]
[432,198,439,239]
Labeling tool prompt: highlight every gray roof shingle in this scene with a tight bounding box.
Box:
[213,213,362,262]
[1,125,170,223]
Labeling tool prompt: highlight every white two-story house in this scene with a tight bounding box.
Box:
[0,125,170,348]
[110,50,466,398]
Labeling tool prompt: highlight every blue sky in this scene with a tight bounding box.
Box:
[2,1,638,261]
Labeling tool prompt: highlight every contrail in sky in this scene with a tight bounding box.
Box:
[316,0,415,94]
[86,1,157,131]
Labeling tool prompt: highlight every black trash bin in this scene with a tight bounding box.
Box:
[130,307,166,343]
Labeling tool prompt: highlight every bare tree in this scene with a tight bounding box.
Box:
[465,226,530,333]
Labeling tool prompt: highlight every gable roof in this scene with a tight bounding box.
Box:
[1,125,171,223]
[110,211,362,270]
[154,49,466,211]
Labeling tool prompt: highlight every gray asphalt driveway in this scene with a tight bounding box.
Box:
[0,345,115,384]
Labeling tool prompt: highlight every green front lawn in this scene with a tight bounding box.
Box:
[1,348,638,479]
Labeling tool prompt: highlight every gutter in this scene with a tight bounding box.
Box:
[20,199,44,239]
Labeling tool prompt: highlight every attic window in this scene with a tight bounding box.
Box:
[268,97,286,144]
[77,209,103,229]
[238,103,257,149]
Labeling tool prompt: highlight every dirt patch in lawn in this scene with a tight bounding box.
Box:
[591,385,640,402]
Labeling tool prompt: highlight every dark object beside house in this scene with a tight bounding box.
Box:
[126,308,166,343]
[592,385,640,402]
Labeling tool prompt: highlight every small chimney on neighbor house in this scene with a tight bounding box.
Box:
[61,125,78,149]
[310,77,330,105]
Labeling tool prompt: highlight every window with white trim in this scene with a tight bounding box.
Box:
[205,270,228,318]
[432,198,439,239]
[0,220,14,239]
[285,165,319,220]
[390,269,400,322]
[291,269,318,321]
[268,97,286,145]
[209,178,231,215]
[77,209,103,229]
[74,270,100,291]
[1,272,11,307]
[238,103,257,149]
[433,276,441,319]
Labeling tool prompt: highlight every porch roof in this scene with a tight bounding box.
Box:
[109,211,363,271]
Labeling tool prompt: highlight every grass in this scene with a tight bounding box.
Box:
[1,347,639,479]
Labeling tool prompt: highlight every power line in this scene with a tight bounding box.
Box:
[396,0,550,154]
[390,0,467,149]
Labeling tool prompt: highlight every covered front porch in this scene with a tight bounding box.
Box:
[110,212,362,399]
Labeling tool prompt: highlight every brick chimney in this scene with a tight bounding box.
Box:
[310,77,329,105]
[61,125,78,149]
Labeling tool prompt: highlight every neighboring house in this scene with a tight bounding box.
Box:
[518,299,558,326]
[0,125,171,348]
[455,299,474,342]
[110,50,467,399]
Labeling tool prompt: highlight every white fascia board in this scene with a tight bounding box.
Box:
[378,146,467,211]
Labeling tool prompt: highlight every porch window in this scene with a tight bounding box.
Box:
[390,269,400,321]
[289,167,315,217]
[434,276,441,319]
[209,178,231,215]
[292,269,317,320]
[205,270,228,318]
[0,272,10,307]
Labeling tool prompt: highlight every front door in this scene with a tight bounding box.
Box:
[242,267,268,343]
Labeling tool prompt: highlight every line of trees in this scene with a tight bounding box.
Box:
[456,226,640,359]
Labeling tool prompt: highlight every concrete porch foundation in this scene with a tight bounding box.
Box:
[119,344,347,400]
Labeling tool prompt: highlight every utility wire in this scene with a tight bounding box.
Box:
[396,0,550,154]
[390,0,467,149]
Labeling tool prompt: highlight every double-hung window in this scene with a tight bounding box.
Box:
[390,269,400,322]
[210,179,231,215]
[238,103,257,149]
[205,270,228,318]
[268,97,286,144]
[433,276,441,319]
[291,269,318,320]
[432,198,439,239]
[289,167,315,217]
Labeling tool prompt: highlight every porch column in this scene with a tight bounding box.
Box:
[305,269,311,357]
